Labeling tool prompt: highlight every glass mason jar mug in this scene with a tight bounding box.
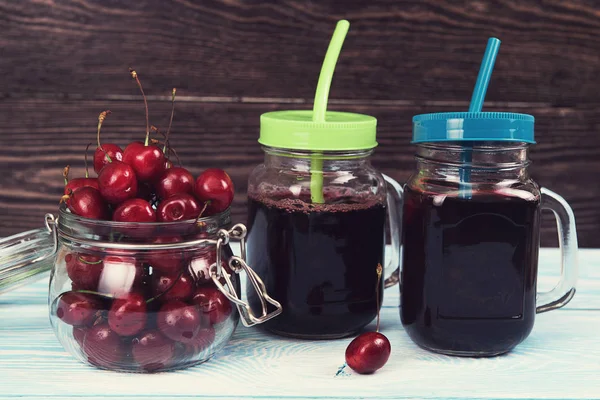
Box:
[401,112,578,356]
[0,206,281,372]
[246,110,402,340]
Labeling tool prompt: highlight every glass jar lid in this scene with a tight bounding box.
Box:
[259,110,377,151]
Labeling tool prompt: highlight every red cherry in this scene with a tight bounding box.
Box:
[55,291,103,326]
[108,292,147,337]
[82,324,123,369]
[148,236,185,274]
[65,253,103,290]
[194,168,234,214]
[73,327,86,347]
[152,271,194,302]
[155,167,195,200]
[183,326,215,359]
[189,251,230,283]
[63,187,108,220]
[132,330,175,371]
[192,286,232,325]
[122,142,166,182]
[93,143,123,174]
[345,332,391,374]
[113,198,156,223]
[157,301,204,344]
[64,177,99,195]
[97,255,145,297]
[98,161,138,204]
[157,193,201,222]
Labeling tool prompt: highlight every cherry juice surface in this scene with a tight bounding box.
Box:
[246,193,386,339]
[401,186,541,356]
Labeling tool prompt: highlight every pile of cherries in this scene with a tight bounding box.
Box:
[53,70,237,372]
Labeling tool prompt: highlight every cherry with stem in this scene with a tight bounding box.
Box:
[343,263,390,375]
[93,110,123,174]
[123,69,166,181]
[129,68,150,147]
[84,143,92,178]
[163,88,177,154]
[97,110,112,162]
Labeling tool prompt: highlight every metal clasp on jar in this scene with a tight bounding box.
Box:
[209,224,283,327]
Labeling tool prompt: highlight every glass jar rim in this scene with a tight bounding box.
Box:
[57,204,231,229]
[57,204,232,245]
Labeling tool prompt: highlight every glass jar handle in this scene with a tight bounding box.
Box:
[382,174,403,288]
[210,223,283,327]
[536,188,579,313]
[0,214,58,295]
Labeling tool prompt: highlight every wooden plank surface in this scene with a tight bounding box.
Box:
[0,248,598,399]
[1,0,599,246]
[0,98,598,246]
[1,0,600,105]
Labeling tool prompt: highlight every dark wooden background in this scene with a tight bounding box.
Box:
[1,0,599,247]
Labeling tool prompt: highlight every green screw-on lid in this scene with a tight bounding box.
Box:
[258,20,378,152]
[259,110,377,151]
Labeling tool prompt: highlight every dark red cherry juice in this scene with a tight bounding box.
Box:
[401,186,541,356]
[246,191,386,339]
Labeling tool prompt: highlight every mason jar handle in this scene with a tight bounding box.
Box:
[382,174,403,289]
[0,214,58,295]
[536,187,579,313]
[209,223,283,327]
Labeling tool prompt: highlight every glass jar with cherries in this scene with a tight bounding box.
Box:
[0,205,281,372]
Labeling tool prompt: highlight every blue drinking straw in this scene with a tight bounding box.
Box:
[460,37,501,198]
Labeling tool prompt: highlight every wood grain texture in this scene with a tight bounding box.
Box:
[1,0,599,105]
[0,0,599,246]
[0,249,599,399]
[0,98,598,246]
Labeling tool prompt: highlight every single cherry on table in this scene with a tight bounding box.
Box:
[345,331,391,374]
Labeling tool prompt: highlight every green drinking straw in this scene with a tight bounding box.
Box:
[460,37,501,198]
[310,20,350,204]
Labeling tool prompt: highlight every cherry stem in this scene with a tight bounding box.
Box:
[59,189,73,204]
[169,146,182,167]
[97,110,112,162]
[77,256,102,265]
[129,68,150,146]
[375,263,382,332]
[84,143,92,178]
[63,165,70,185]
[145,269,186,304]
[164,88,176,153]
[196,202,209,223]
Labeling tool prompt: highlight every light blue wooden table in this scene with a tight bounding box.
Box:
[0,248,599,399]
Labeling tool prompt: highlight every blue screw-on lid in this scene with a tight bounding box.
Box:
[412,112,535,144]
